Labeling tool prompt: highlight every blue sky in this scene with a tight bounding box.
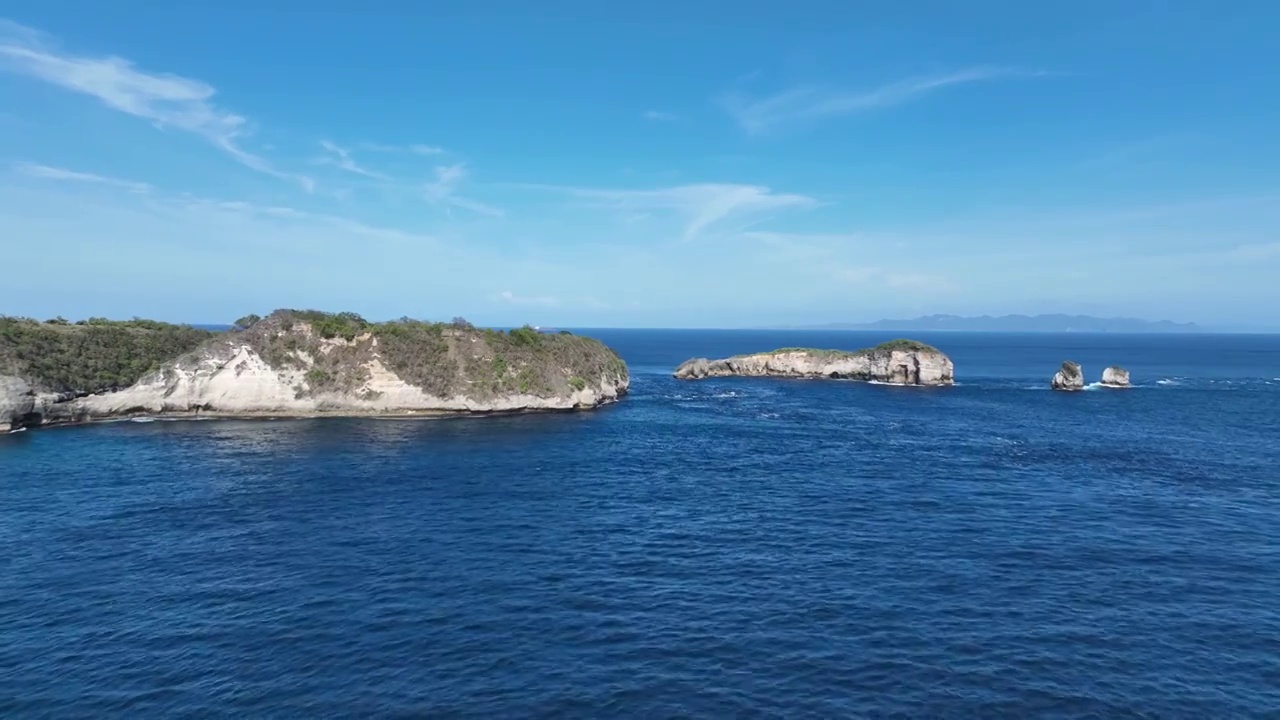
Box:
[1,2,1277,329]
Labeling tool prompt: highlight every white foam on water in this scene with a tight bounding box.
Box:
[1157,378,1181,386]
[129,417,156,423]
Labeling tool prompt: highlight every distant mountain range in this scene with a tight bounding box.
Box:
[790,314,1202,333]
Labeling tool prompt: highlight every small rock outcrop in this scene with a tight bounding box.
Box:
[2,310,629,430]
[1101,366,1131,388]
[1051,361,1085,391]
[0,376,36,432]
[673,339,954,386]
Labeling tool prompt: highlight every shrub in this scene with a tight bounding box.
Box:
[0,316,214,393]
[508,325,541,347]
[2,308,631,404]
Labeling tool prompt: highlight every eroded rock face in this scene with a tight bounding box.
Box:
[1101,366,1131,387]
[673,341,955,386]
[1052,361,1085,391]
[6,312,630,429]
[0,376,36,432]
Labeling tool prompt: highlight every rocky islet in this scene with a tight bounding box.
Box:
[673,340,955,386]
[1050,362,1134,390]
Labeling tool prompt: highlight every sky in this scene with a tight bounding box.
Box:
[1,1,1277,329]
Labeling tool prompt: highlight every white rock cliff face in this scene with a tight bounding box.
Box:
[1052,361,1085,391]
[0,376,35,432]
[4,320,629,430]
[673,346,955,386]
[81,346,625,418]
[1101,366,1132,387]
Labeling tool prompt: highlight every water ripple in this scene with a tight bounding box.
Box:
[3,332,1280,717]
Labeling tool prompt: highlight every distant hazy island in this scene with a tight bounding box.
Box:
[675,339,954,386]
[787,314,1201,334]
[1,310,629,432]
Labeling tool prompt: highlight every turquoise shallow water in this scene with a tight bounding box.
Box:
[2,331,1279,718]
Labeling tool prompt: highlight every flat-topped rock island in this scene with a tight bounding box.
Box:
[673,339,955,386]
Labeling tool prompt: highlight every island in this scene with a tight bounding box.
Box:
[673,339,954,386]
[1,310,629,432]
[790,314,1200,334]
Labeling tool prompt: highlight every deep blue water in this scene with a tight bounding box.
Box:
[3,330,1279,718]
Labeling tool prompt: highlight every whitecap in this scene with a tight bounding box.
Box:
[1156,378,1181,386]
[129,417,156,423]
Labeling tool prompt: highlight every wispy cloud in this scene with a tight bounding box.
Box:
[359,142,447,156]
[13,161,152,194]
[522,182,817,240]
[644,110,678,121]
[424,164,504,217]
[5,161,445,251]
[315,140,389,180]
[722,66,1041,135]
[494,290,614,311]
[1072,132,1200,170]
[747,231,957,292]
[495,290,560,307]
[0,20,313,190]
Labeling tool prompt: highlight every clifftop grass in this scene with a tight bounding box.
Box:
[230,309,627,401]
[758,339,941,358]
[0,316,215,393]
[2,310,628,403]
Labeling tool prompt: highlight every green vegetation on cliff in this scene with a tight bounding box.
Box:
[0,316,215,393]
[759,338,940,358]
[231,310,627,401]
[1,309,628,404]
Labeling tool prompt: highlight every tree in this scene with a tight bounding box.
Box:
[234,314,262,330]
[450,316,474,330]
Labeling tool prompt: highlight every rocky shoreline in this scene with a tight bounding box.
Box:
[4,313,1160,435]
[2,310,629,432]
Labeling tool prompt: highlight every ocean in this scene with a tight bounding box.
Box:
[2,330,1279,718]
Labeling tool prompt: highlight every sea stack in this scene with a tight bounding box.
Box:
[1101,366,1132,388]
[1051,361,1085,391]
[673,339,954,386]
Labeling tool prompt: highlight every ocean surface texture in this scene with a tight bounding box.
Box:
[3,331,1279,718]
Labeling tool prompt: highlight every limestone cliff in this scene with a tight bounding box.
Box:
[1051,361,1085,391]
[0,376,36,433]
[673,340,954,386]
[2,310,628,431]
[1101,366,1131,388]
